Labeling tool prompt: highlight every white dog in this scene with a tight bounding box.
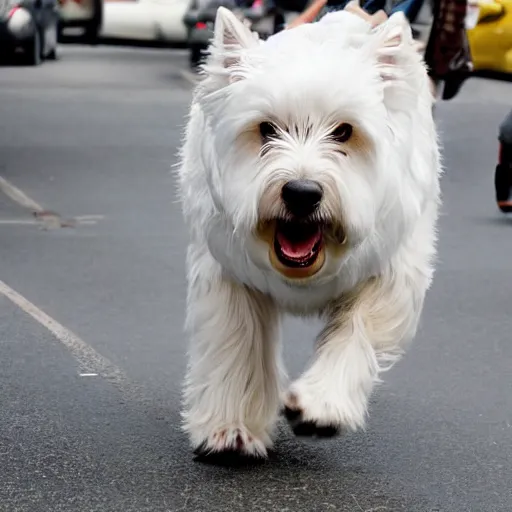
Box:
[177,6,441,459]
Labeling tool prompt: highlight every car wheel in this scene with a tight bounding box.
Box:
[26,30,42,66]
[84,0,102,46]
[83,22,100,45]
[57,23,65,43]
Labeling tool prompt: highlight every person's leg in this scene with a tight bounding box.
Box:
[495,143,512,213]
[287,0,386,28]
[362,0,386,15]
[390,0,425,22]
[286,0,326,28]
[495,110,512,212]
[424,0,472,101]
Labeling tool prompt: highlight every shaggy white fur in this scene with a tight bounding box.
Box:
[177,7,441,458]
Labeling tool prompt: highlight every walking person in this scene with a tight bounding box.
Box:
[287,0,473,101]
[495,109,512,213]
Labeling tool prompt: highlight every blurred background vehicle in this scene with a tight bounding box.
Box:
[57,0,102,43]
[183,0,302,69]
[182,0,214,68]
[467,0,512,74]
[0,0,59,64]
[99,0,189,45]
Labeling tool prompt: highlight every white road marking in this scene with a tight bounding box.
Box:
[75,215,105,221]
[0,176,44,213]
[80,373,98,377]
[0,279,127,383]
[0,216,104,227]
[0,176,105,227]
[74,215,105,226]
[0,219,39,225]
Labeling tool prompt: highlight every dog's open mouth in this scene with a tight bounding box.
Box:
[274,220,323,268]
[264,219,327,279]
[257,218,347,279]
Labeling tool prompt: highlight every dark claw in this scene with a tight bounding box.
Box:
[284,408,342,439]
[193,441,208,456]
[314,425,340,438]
[193,443,267,467]
[292,421,317,437]
[284,406,301,421]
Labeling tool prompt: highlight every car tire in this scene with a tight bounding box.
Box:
[84,0,102,45]
[26,30,42,66]
[83,22,99,45]
[57,23,65,43]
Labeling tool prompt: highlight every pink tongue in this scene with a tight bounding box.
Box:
[277,230,321,259]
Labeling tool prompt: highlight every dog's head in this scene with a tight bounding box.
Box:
[195,8,438,285]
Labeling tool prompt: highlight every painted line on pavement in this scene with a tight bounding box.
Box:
[0,176,44,213]
[0,176,105,227]
[0,280,169,420]
[0,279,127,383]
[0,219,39,225]
[0,217,104,227]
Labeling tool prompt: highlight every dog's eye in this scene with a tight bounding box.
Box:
[331,123,353,143]
[259,122,279,142]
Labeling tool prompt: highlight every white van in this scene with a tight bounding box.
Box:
[100,0,189,45]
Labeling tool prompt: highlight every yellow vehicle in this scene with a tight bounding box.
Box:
[467,0,512,74]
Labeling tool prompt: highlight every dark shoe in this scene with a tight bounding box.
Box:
[441,70,471,101]
[495,144,512,213]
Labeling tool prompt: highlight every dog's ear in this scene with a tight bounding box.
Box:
[210,7,259,75]
[375,12,414,72]
[371,12,425,108]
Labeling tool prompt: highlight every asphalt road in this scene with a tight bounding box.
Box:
[0,45,511,512]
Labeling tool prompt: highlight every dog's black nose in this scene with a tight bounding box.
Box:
[282,180,323,217]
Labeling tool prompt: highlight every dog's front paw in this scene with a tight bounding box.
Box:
[283,381,367,438]
[191,423,271,463]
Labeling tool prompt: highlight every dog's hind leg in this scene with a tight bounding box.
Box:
[283,269,428,438]
[182,253,283,460]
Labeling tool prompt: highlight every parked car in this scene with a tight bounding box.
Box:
[467,0,512,74]
[100,0,189,45]
[183,0,299,69]
[57,0,102,43]
[0,0,58,65]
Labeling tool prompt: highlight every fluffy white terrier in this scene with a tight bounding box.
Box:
[177,6,441,459]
